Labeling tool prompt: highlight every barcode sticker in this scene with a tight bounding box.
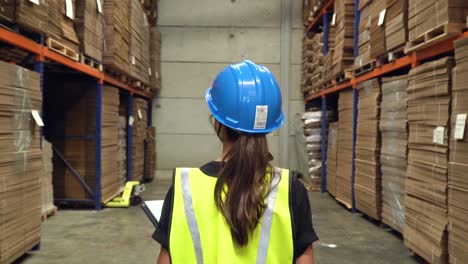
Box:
[65,0,74,19]
[129,116,134,126]
[331,13,336,26]
[29,0,40,5]
[454,113,467,139]
[433,126,445,145]
[96,0,103,13]
[138,109,143,119]
[31,110,44,127]
[378,9,386,26]
[148,67,152,76]
[253,105,268,130]
[131,56,136,65]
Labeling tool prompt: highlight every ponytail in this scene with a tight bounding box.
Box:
[214,125,272,246]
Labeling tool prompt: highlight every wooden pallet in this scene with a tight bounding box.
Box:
[335,69,353,84]
[353,60,375,76]
[41,206,57,222]
[47,37,79,61]
[385,46,406,62]
[335,197,352,210]
[80,54,103,71]
[322,79,334,89]
[405,23,465,54]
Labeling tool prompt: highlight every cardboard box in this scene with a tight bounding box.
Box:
[150,27,162,92]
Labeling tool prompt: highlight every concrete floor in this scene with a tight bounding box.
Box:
[19,179,419,264]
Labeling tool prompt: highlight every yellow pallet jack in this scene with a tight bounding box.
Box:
[106,181,146,208]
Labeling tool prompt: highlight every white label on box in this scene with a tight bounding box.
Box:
[378,9,386,26]
[96,0,103,13]
[148,67,152,76]
[138,109,143,119]
[129,116,134,126]
[155,71,159,79]
[29,0,40,5]
[65,0,74,19]
[31,110,44,127]
[454,113,467,140]
[253,105,268,130]
[331,13,336,26]
[131,56,136,65]
[433,126,445,145]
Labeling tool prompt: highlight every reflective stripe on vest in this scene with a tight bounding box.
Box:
[169,167,293,264]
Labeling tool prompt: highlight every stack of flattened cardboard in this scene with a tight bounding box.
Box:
[323,22,336,84]
[75,0,103,62]
[408,0,468,42]
[144,127,156,182]
[118,116,127,182]
[380,75,408,233]
[385,0,408,52]
[150,26,162,92]
[0,0,49,34]
[332,0,355,76]
[41,139,56,216]
[129,0,150,86]
[369,0,386,58]
[301,110,324,190]
[103,0,131,76]
[405,57,454,264]
[303,0,313,26]
[49,80,122,204]
[355,79,381,220]
[448,37,468,264]
[132,98,148,181]
[327,122,339,197]
[302,33,323,93]
[0,62,42,264]
[47,0,80,52]
[336,89,354,208]
[355,0,372,68]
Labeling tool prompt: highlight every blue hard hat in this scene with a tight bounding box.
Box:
[205,60,284,134]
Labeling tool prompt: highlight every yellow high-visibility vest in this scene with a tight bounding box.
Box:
[169,167,293,264]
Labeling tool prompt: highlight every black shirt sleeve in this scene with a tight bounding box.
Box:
[152,183,174,249]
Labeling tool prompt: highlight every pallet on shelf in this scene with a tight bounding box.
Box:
[41,206,58,222]
[335,68,353,83]
[353,60,375,76]
[405,22,465,54]
[79,54,103,71]
[46,37,80,61]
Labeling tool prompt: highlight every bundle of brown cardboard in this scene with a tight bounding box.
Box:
[144,127,156,182]
[355,79,382,220]
[327,122,339,197]
[355,0,372,68]
[0,0,49,34]
[385,0,407,52]
[408,0,468,41]
[150,27,162,92]
[369,0,386,58]
[404,57,454,264]
[130,0,151,86]
[332,0,355,76]
[380,75,408,233]
[301,33,324,93]
[132,98,148,181]
[48,0,80,52]
[448,37,468,264]
[75,0,104,62]
[336,89,354,208]
[41,139,56,216]
[300,110,324,190]
[118,116,127,182]
[0,62,42,264]
[103,0,131,76]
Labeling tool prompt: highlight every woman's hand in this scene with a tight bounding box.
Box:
[157,247,170,264]
[296,245,314,264]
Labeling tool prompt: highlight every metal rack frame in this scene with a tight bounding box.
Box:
[0,27,154,210]
[304,0,468,212]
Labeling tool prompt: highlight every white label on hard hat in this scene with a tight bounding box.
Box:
[254,105,268,130]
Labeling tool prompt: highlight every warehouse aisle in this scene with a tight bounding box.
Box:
[20,179,417,264]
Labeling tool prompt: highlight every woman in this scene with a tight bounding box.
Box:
[153,60,318,264]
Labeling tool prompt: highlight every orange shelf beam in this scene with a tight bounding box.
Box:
[305,0,334,32]
[305,31,468,102]
[0,27,152,100]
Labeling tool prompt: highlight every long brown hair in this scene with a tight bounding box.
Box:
[213,120,272,246]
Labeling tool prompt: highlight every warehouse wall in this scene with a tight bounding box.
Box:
[154,0,304,178]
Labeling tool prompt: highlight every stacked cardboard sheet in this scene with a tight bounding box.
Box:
[0,0,49,34]
[150,26,162,92]
[380,75,408,233]
[48,0,80,52]
[75,0,103,61]
[301,110,323,190]
[144,127,156,182]
[302,33,324,93]
[118,116,127,182]
[355,0,372,68]
[49,80,122,204]
[408,0,468,41]
[0,62,42,264]
[41,139,56,216]
[404,57,454,264]
[103,0,131,75]
[385,0,408,51]
[332,0,355,76]
[369,0,386,58]
[336,89,354,208]
[327,122,339,197]
[130,0,150,86]
[448,37,468,264]
[355,79,381,220]
[132,98,148,181]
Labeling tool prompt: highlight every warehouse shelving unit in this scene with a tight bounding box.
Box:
[0,26,154,210]
[304,0,468,212]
